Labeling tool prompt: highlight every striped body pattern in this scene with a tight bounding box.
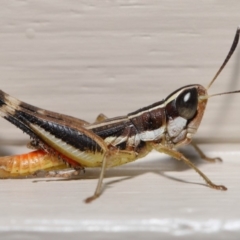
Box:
[0,84,207,175]
[0,26,239,202]
[88,85,207,154]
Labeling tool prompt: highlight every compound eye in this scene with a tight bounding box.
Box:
[176,88,198,120]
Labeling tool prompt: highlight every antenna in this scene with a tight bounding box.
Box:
[207,26,240,90]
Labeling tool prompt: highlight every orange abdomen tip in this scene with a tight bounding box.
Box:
[0,150,65,178]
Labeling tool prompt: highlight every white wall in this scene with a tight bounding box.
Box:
[0,1,240,147]
[1,2,240,239]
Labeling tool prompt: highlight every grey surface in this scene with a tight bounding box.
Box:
[0,1,240,142]
[0,144,240,239]
[1,1,240,239]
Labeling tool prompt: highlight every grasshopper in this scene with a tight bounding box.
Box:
[0,27,240,203]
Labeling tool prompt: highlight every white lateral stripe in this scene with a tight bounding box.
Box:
[139,127,165,141]
[129,134,141,147]
[104,135,128,146]
[86,117,128,130]
[128,86,195,119]
[167,117,187,137]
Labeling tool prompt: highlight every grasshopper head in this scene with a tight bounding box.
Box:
[164,84,208,146]
[164,26,240,146]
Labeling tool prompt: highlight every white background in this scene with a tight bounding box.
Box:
[0,1,240,239]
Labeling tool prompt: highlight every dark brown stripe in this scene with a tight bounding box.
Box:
[14,110,102,152]
[109,123,146,153]
[92,118,130,139]
[4,115,39,140]
[165,99,178,119]
[0,90,7,107]
[128,107,165,132]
